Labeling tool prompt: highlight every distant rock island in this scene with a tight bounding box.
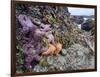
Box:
[70,15,94,24]
[70,15,95,31]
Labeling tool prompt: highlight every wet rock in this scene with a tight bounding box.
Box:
[81,22,92,31]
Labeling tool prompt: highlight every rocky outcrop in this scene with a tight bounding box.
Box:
[16,3,95,73]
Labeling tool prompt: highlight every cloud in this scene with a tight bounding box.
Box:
[68,7,94,16]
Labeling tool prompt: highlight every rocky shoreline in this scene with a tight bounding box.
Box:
[16,4,95,73]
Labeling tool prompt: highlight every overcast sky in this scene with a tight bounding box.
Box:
[68,7,94,16]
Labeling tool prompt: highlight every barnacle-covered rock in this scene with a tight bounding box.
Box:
[16,3,95,73]
[64,44,94,70]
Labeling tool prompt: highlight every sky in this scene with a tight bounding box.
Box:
[68,7,94,16]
